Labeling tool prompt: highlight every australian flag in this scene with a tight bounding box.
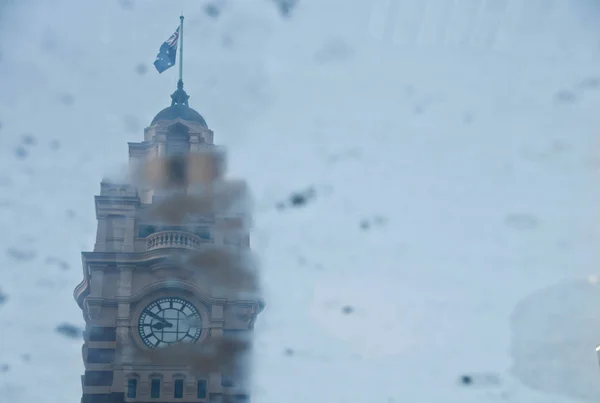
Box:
[154,27,180,73]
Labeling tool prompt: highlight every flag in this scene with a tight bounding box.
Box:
[154,27,180,73]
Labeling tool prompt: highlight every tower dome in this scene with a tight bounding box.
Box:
[151,80,208,128]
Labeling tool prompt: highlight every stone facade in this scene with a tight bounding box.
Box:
[74,86,262,403]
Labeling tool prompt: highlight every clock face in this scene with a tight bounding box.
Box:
[138,297,202,349]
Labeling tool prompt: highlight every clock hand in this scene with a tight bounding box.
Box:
[145,310,170,325]
[151,322,173,330]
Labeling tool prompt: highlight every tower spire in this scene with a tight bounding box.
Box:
[178,14,184,84]
[170,14,189,108]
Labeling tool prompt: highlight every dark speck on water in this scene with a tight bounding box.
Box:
[14,146,28,159]
[135,63,148,75]
[341,305,354,315]
[56,323,83,339]
[555,89,577,104]
[60,93,74,106]
[274,0,297,17]
[204,3,221,18]
[7,248,36,261]
[45,256,71,270]
[119,0,134,9]
[21,134,36,145]
[460,375,472,385]
[290,193,306,206]
[289,187,315,207]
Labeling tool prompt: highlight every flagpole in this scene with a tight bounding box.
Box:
[178,14,184,84]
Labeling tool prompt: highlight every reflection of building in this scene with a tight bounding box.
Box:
[74,80,263,403]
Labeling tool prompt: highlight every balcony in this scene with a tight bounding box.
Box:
[146,231,204,251]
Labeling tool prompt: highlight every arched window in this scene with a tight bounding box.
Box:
[197,379,207,399]
[173,374,186,399]
[166,155,187,185]
[149,373,163,399]
[125,374,140,399]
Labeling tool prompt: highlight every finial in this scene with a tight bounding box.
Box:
[170,79,189,107]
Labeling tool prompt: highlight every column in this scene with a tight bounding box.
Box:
[89,268,104,297]
[122,216,135,252]
[94,216,107,252]
[190,134,201,152]
[116,267,134,363]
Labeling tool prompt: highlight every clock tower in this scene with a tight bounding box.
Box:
[73,80,263,403]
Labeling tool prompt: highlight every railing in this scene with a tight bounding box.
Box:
[146,231,204,251]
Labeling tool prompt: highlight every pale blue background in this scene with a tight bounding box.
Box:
[1,0,600,402]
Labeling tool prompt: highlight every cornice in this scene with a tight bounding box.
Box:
[95,196,141,218]
[81,247,251,273]
[84,279,228,306]
[81,280,263,310]
[153,118,214,134]
[81,250,173,267]
[127,141,154,150]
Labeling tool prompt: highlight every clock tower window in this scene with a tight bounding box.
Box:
[167,155,188,186]
[86,348,115,364]
[150,378,161,398]
[174,378,184,398]
[83,370,113,386]
[126,378,137,398]
[87,327,116,342]
[197,379,207,399]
